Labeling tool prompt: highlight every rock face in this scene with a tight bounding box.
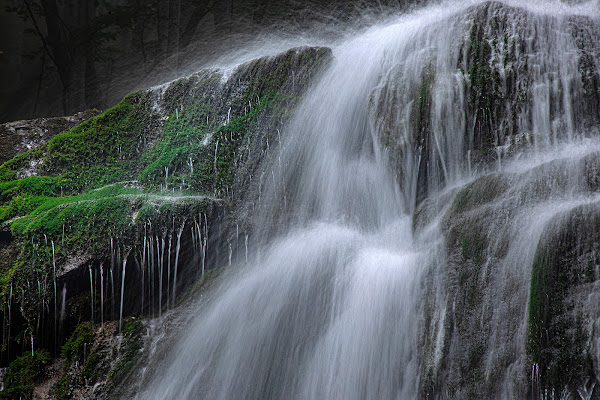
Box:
[528,201,600,398]
[0,110,101,166]
[366,1,600,398]
[418,152,600,399]
[1,1,599,399]
[370,1,600,208]
[406,3,600,399]
[0,46,331,398]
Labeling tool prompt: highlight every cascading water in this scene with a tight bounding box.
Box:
[138,1,600,399]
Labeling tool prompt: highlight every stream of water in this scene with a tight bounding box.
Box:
[139,1,600,398]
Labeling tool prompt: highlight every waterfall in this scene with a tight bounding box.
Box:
[157,234,165,317]
[141,228,147,316]
[149,227,156,318]
[139,1,600,399]
[167,221,173,310]
[119,250,131,333]
[89,266,94,323]
[59,284,67,334]
[172,220,185,306]
[110,238,115,319]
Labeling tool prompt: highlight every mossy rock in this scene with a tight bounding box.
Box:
[0,110,102,166]
[445,173,510,219]
[0,93,160,192]
[431,169,517,398]
[528,201,600,394]
[107,318,144,386]
[1,350,51,400]
[139,46,332,199]
[61,321,95,363]
[0,45,332,390]
[569,16,600,132]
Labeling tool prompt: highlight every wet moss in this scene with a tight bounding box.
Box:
[60,321,95,363]
[139,94,271,195]
[236,47,330,109]
[446,173,509,217]
[461,2,529,164]
[53,374,71,400]
[140,47,331,198]
[138,89,213,192]
[0,148,45,182]
[413,67,434,144]
[528,203,599,394]
[0,350,51,400]
[0,45,331,394]
[569,16,600,131]
[107,318,143,385]
[436,171,514,398]
[40,92,159,192]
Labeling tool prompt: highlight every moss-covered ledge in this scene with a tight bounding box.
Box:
[0,44,332,398]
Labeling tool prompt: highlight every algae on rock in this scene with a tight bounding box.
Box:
[0,45,332,398]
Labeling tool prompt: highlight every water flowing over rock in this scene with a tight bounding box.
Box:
[0,45,331,397]
[1,0,600,399]
[132,1,600,399]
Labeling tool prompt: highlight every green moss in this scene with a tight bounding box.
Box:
[13,194,131,238]
[0,91,162,303]
[0,183,213,305]
[107,318,143,384]
[136,70,244,196]
[528,252,546,366]
[174,264,225,308]
[527,205,598,393]
[0,148,45,183]
[61,322,95,362]
[139,89,275,196]
[0,350,51,400]
[447,173,509,217]
[466,12,499,141]
[2,185,139,295]
[235,47,329,109]
[212,100,270,190]
[413,67,434,143]
[442,174,509,268]
[0,91,158,193]
[461,3,529,159]
[53,374,72,400]
[460,230,487,264]
[80,350,102,382]
[138,96,212,192]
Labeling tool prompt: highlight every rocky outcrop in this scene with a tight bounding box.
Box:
[0,110,101,166]
[370,1,600,208]
[418,148,600,398]
[369,5,600,394]
[529,202,600,397]
[0,45,331,399]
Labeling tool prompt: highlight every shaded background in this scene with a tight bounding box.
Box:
[0,0,423,124]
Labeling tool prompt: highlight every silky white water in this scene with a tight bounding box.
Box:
[139,0,600,398]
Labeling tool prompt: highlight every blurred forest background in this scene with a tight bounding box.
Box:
[0,0,421,123]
